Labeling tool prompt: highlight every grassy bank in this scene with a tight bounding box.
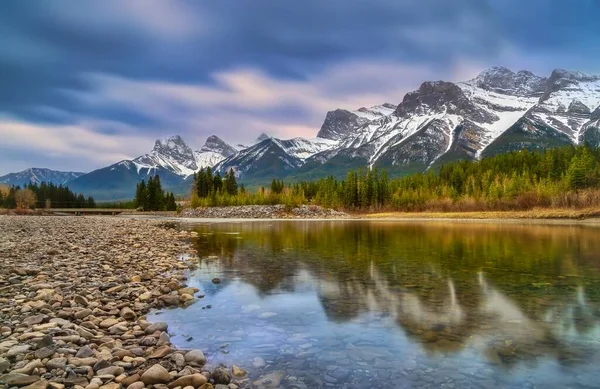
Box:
[361,207,600,220]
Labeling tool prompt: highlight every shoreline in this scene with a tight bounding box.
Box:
[0,215,248,389]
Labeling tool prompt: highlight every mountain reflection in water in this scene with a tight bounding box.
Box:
[152,221,600,388]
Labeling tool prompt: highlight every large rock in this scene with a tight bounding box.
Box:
[184,350,206,366]
[141,364,171,385]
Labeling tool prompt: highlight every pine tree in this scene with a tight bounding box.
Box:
[135,180,148,210]
[226,169,238,195]
[213,172,223,194]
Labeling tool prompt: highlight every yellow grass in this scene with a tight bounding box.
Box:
[361,207,600,220]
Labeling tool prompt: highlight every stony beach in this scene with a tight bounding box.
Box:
[0,216,248,389]
[180,205,349,219]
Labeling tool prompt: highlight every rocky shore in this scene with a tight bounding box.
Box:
[180,205,348,219]
[0,216,248,389]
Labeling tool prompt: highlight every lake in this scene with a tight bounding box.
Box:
[149,220,600,388]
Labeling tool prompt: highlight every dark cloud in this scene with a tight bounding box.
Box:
[0,0,598,174]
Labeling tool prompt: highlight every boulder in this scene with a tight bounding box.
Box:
[184,350,206,366]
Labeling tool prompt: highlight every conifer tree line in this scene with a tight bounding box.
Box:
[134,175,177,211]
[0,182,95,209]
[193,167,238,198]
[188,145,600,211]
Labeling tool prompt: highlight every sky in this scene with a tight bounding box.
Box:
[1,0,599,174]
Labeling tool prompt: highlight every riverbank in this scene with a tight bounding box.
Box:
[0,216,248,389]
[362,207,600,221]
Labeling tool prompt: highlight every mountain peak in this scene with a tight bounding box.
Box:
[540,69,600,103]
[255,133,271,143]
[0,168,85,186]
[199,135,237,157]
[470,67,546,96]
[153,135,189,153]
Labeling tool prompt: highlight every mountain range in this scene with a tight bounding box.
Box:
[2,67,599,200]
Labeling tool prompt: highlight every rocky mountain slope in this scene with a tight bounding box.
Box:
[0,168,84,187]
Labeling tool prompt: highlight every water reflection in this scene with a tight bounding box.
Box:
[153,221,600,388]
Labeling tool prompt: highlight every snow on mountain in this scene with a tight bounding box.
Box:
[132,135,198,177]
[194,135,238,169]
[0,168,85,187]
[301,67,600,176]
[527,70,600,143]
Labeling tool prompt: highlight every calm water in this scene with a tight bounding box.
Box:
[149,221,600,388]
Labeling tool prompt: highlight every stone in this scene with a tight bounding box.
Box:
[0,357,9,373]
[69,357,98,367]
[46,357,68,370]
[127,383,144,389]
[96,366,124,376]
[99,384,120,389]
[76,345,95,358]
[157,332,170,346]
[121,374,141,387]
[148,346,172,359]
[23,315,47,326]
[6,344,31,357]
[74,295,89,306]
[74,309,93,320]
[211,368,231,385]
[22,380,49,389]
[145,322,168,334]
[99,318,119,328]
[35,347,56,359]
[12,359,43,375]
[64,376,89,387]
[36,335,54,349]
[231,366,247,378]
[184,350,206,366]
[211,278,221,284]
[119,307,136,321]
[252,371,284,389]
[141,364,172,385]
[179,294,194,303]
[0,373,41,386]
[167,374,207,389]
[160,295,180,306]
[33,322,58,331]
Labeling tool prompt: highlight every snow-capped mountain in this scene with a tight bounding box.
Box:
[194,135,238,169]
[294,67,600,178]
[68,135,238,200]
[0,168,84,187]
[6,66,599,197]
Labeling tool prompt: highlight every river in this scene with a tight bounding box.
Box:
[148,220,600,388]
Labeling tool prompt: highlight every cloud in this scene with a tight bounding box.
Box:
[0,0,599,174]
[0,117,152,172]
[72,60,457,143]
